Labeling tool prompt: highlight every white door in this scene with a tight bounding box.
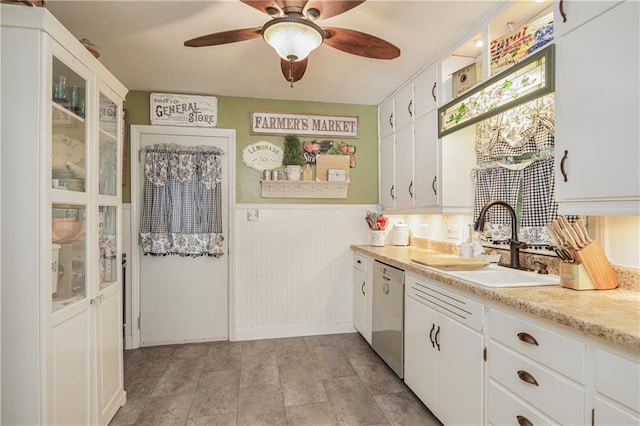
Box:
[131,125,233,346]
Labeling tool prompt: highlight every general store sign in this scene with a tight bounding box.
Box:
[251,111,359,138]
[150,93,218,127]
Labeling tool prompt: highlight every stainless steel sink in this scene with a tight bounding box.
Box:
[424,264,560,288]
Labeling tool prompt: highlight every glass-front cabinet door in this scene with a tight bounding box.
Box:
[52,56,87,193]
[98,205,118,291]
[51,203,87,312]
[50,50,91,313]
[98,93,118,196]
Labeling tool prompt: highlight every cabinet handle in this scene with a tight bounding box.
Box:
[517,370,539,386]
[432,176,437,196]
[431,82,437,102]
[408,181,413,198]
[389,113,394,128]
[390,185,395,200]
[517,332,539,346]
[516,415,534,426]
[560,149,569,182]
[408,100,413,117]
[435,325,441,351]
[559,0,567,22]
[361,281,365,296]
[429,323,435,348]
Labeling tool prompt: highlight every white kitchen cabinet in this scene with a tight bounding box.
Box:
[413,62,439,118]
[439,124,476,212]
[593,347,640,425]
[404,273,484,425]
[394,84,414,130]
[555,0,623,36]
[379,133,396,208]
[379,97,395,137]
[352,253,373,343]
[554,0,640,215]
[1,4,127,425]
[394,124,414,208]
[487,307,589,425]
[413,111,439,207]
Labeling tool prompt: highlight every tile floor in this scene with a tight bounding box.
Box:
[110,332,443,425]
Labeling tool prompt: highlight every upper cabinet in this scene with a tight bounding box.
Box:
[555,0,624,35]
[554,0,639,215]
[1,4,128,425]
[379,97,395,137]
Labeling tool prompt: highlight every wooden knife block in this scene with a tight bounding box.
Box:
[571,240,619,290]
[560,262,596,291]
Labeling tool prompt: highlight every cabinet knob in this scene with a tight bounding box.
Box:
[517,332,539,346]
[517,415,534,426]
[560,150,569,182]
[517,370,539,386]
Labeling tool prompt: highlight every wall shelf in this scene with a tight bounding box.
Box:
[260,180,349,199]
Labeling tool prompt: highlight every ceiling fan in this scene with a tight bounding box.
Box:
[184,0,400,87]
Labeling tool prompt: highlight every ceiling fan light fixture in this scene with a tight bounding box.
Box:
[262,17,324,62]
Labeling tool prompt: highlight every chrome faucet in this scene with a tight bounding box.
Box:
[474,200,528,270]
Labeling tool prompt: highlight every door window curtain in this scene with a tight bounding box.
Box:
[140,143,225,257]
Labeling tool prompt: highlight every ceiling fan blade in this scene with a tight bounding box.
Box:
[280,57,308,83]
[323,28,400,59]
[184,28,262,48]
[304,0,365,20]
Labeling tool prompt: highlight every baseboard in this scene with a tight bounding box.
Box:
[234,322,357,341]
[124,335,133,350]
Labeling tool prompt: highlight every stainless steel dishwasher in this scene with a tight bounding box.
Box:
[372,260,405,378]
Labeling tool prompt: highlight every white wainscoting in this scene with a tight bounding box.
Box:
[233,204,374,341]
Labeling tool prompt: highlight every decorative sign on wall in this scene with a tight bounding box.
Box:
[251,111,359,138]
[242,141,283,171]
[150,93,218,127]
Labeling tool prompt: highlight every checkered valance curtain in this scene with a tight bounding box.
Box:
[472,94,558,248]
[140,143,225,257]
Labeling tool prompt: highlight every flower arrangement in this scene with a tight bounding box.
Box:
[365,211,388,230]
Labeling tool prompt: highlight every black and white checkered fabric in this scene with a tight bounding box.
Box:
[140,144,224,257]
[522,157,557,227]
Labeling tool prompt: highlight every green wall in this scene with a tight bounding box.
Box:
[123,91,379,204]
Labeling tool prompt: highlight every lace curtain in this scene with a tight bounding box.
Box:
[472,94,558,248]
[140,143,225,257]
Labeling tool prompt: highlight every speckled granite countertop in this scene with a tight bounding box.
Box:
[352,245,640,352]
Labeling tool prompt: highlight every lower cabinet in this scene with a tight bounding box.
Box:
[593,347,640,425]
[353,253,372,343]
[487,306,640,426]
[404,273,484,425]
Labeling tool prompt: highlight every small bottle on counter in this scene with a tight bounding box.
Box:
[303,164,313,181]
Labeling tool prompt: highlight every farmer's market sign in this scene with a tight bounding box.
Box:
[242,141,283,171]
[251,111,359,138]
[150,93,217,127]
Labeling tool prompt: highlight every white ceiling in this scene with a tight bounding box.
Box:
[44,0,551,105]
